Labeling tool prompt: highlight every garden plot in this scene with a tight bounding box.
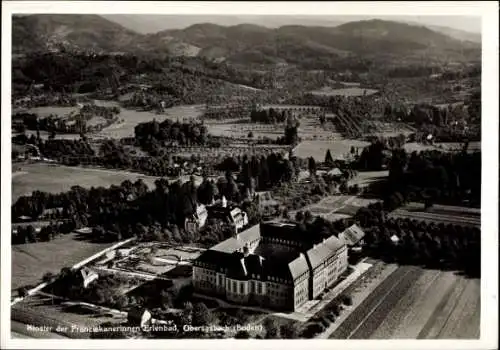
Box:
[389,203,480,227]
[297,195,381,221]
[111,243,204,281]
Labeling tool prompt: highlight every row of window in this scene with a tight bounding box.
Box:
[262,236,299,247]
[269,290,287,298]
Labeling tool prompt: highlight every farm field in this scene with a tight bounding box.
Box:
[329,265,480,339]
[207,122,283,139]
[435,141,481,152]
[16,130,81,140]
[401,141,479,154]
[12,163,160,201]
[22,105,79,118]
[92,103,204,139]
[310,87,378,97]
[12,232,112,291]
[294,139,370,162]
[260,104,324,110]
[291,195,381,221]
[389,202,481,227]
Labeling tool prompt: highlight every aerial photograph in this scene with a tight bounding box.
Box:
[6,5,486,343]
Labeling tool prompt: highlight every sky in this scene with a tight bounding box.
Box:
[103,14,482,34]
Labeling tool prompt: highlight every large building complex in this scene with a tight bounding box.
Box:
[192,221,350,311]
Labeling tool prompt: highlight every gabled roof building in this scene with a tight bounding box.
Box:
[193,221,348,311]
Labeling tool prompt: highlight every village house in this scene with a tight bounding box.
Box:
[127,307,152,328]
[79,267,99,288]
[184,204,208,233]
[338,224,366,251]
[207,197,248,233]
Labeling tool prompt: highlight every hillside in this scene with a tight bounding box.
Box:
[426,25,481,44]
[12,14,141,54]
[12,15,481,66]
[149,20,480,64]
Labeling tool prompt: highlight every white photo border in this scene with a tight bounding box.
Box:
[1,2,498,350]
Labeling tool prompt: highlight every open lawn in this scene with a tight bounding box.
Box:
[294,140,369,162]
[23,106,79,118]
[92,104,204,139]
[12,163,160,201]
[12,232,112,291]
[330,265,480,339]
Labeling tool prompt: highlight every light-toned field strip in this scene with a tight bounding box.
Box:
[389,211,480,226]
[390,271,465,338]
[429,279,480,339]
[345,267,417,339]
[318,263,399,339]
[453,280,481,339]
[369,269,442,339]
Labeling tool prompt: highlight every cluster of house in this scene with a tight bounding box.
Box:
[192,221,365,311]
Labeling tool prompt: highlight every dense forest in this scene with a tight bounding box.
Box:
[353,203,480,277]
[11,150,303,245]
[356,140,481,208]
[12,52,265,103]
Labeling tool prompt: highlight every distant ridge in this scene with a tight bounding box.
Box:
[12,15,481,65]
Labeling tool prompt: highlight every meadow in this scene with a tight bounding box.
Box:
[293,139,370,162]
[11,232,112,291]
[92,104,205,139]
[12,163,160,202]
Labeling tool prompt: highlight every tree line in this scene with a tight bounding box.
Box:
[11,150,297,245]
[134,119,210,148]
[354,203,480,277]
[384,148,481,209]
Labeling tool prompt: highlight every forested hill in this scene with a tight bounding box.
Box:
[12,14,141,54]
[13,15,481,67]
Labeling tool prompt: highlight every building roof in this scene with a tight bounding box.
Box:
[288,253,310,280]
[225,252,304,282]
[196,249,232,270]
[306,235,346,270]
[197,222,346,282]
[237,224,260,241]
[211,237,244,253]
[327,168,343,177]
[339,224,365,246]
[211,224,260,253]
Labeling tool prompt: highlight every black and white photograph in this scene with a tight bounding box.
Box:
[1,1,498,349]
